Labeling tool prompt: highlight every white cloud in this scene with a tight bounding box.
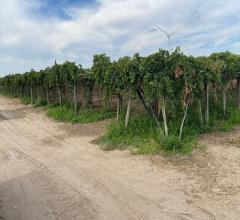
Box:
[0,0,240,75]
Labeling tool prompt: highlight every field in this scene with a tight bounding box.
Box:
[0,96,240,220]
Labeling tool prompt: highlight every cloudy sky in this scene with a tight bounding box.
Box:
[0,0,240,76]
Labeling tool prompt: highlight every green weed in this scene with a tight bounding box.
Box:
[97,113,197,154]
[46,105,115,123]
[20,97,31,105]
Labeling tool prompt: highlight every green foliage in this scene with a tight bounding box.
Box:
[210,51,238,87]
[47,105,114,124]
[97,114,196,154]
[33,100,47,107]
[20,97,31,105]
[97,114,157,150]
[98,102,240,155]
[212,107,240,131]
[141,50,173,102]
[156,135,195,154]
[92,54,111,90]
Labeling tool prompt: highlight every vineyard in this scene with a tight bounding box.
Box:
[1,48,240,153]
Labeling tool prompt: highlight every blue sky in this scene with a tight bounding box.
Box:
[0,0,240,75]
[32,0,97,20]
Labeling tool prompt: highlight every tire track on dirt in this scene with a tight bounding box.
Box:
[0,131,97,220]
[0,119,183,220]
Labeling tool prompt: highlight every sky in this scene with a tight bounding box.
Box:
[0,0,240,76]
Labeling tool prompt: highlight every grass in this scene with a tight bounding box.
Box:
[33,100,47,107]
[20,97,32,105]
[96,114,196,155]
[211,107,240,131]
[96,104,240,155]
[46,104,115,123]
[16,95,115,124]
[19,97,47,107]
[0,92,16,98]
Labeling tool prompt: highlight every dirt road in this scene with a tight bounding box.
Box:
[0,96,239,220]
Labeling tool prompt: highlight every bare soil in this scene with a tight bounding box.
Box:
[0,96,239,220]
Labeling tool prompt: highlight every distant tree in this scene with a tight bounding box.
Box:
[105,61,120,121]
[210,52,236,116]
[115,57,130,122]
[197,57,216,125]
[235,55,240,109]
[66,62,80,114]
[52,61,67,107]
[141,50,173,136]
[41,67,51,105]
[174,55,201,140]
[92,54,111,108]
[124,53,142,128]
[80,68,95,109]
[27,69,37,104]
